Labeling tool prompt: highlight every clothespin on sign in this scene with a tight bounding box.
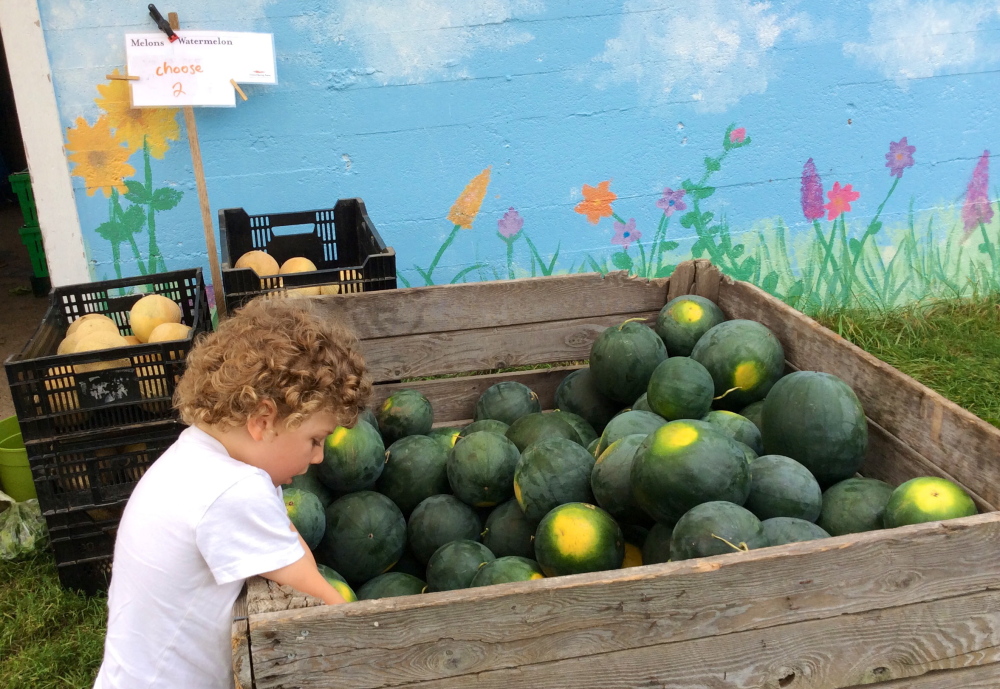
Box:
[230,80,248,101]
[148,4,179,42]
[107,73,139,81]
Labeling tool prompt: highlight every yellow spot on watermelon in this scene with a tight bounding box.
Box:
[733,361,762,390]
[514,480,525,510]
[381,399,393,412]
[672,300,704,324]
[654,423,699,453]
[529,572,544,580]
[332,580,357,603]
[328,427,349,446]
[382,560,399,574]
[622,543,643,568]
[475,499,498,507]
[911,484,958,513]
[549,509,599,559]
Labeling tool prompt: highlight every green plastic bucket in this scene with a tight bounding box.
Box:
[0,416,36,502]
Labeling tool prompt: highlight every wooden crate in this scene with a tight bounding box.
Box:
[232,260,1000,689]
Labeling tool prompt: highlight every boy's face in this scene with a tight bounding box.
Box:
[261,411,339,486]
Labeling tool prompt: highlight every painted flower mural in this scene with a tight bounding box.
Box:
[824,182,860,221]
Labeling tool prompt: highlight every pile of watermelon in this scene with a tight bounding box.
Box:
[283,294,978,602]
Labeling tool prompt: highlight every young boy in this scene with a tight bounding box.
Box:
[94,297,371,689]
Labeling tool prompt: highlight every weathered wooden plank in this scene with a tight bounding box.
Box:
[714,274,1000,509]
[359,312,656,382]
[370,366,581,424]
[248,513,1000,689]
[665,260,697,302]
[844,662,1000,688]
[254,586,1000,689]
[313,272,668,340]
[232,585,252,689]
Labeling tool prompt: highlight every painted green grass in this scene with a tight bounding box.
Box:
[0,554,106,689]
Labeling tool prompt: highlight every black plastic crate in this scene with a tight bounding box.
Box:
[4,269,210,444]
[57,556,113,596]
[28,421,183,514]
[219,198,396,312]
[46,499,126,566]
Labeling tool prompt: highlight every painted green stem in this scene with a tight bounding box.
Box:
[143,137,166,274]
[418,223,463,285]
[850,176,899,272]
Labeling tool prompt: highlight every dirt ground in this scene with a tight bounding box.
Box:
[0,203,51,421]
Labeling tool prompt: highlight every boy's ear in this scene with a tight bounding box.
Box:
[247,399,278,441]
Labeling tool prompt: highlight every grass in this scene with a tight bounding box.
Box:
[0,554,106,689]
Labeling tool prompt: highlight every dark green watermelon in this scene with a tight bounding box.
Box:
[817,477,893,536]
[549,410,599,447]
[447,431,520,507]
[407,494,482,564]
[590,320,668,404]
[632,393,652,412]
[387,550,425,579]
[377,389,434,445]
[596,409,667,456]
[761,517,830,546]
[554,368,620,433]
[654,295,726,357]
[474,381,541,425]
[376,435,450,516]
[641,522,673,565]
[505,412,579,452]
[735,441,758,465]
[357,572,426,600]
[481,498,536,559]
[702,410,763,454]
[631,420,750,525]
[514,437,596,523]
[761,371,868,487]
[739,400,766,433]
[318,420,386,492]
[587,437,601,456]
[282,487,326,549]
[470,556,545,587]
[646,356,715,421]
[690,319,785,410]
[428,426,463,453]
[288,464,335,508]
[317,491,406,585]
[460,419,510,438]
[357,408,380,430]
[425,540,496,592]
[591,434,647,524]
[670,501,768,561]
[745,455,822,522]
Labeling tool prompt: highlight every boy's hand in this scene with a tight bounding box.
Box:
[261,526,346,605]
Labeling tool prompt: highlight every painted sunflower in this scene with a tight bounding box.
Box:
[64,115,135,197]
[95,69,180,159]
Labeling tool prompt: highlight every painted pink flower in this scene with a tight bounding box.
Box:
[656,187,687,216]
[611,218,640,248]
[962,150,993,234]
[824,182,860,221]
[497,207,524,239]
[800,158,824,221]
[885,137,916,178]
[729,127,747,144]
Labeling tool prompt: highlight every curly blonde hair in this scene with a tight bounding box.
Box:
[174,297,371,430]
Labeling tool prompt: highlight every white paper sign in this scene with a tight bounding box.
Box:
[125,31,276,108]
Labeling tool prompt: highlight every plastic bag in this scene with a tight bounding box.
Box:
[0,490,47,560]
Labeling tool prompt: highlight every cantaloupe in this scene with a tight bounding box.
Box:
[147,322,192,343]
[235,250,280,276]
[73,331,131,374]
[123,335,142,345]
[129,295,182,343]
[66,313,118,338]
[279,257,321,297]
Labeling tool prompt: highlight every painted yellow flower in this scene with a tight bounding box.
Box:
[96,69,180,159]
[65,116,135,197]
[447,167,491,229]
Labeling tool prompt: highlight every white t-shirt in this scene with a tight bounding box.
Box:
[94,426,304,689]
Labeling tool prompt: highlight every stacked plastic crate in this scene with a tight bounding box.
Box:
[8,170,50,297]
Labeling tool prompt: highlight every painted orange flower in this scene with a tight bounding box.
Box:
[96,69,180,158]
[574,181,616,224]
[65,116,135,197]
[447,167,491,229]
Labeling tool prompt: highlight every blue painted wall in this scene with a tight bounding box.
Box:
[38,1,1000,310]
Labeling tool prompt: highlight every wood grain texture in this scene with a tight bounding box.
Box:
[312,271,668,340]
[247,513,1000,689]
[232,584,251,689]
[843,662,1000,688]
[714,276,1000,510]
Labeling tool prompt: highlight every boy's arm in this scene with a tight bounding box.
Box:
[260,529,347,605]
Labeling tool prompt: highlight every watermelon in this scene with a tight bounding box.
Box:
[377,389,434,445]
[317,420,386,492]
[646,357,715,421]
[761,517,830,546]
[735,441,758,465]
[387,550,426,579]
[505,412,580,452]
[514,437,597,523]
[596,410,667,456]
[587,438,601,456]
[407,494,482,564]
[376,435,450,516]
[460,419,510,438]
[882,477,977,528]
[550,410,599,447]
[621,543,643,568]
[357,572,426,600]
[288,464,335,508]
[642,522,673,565]
[554,368,620,433]
[447,431,520,507]
[533,502,625,576]
[317,565,358,602]
[632,393,652,412]
[471,556,545,587]
[481,498,536,559]
[357,408,380,430]
[670,501,768,561]
[817,478,893,536]
[739,400,766,433]
[591,434,648,524]
[317,491,406,585]
[702,410,763,454]
[590,320,668,404]
[690,319,785,410]
[474,382,541,425]
[631,420,751,525]
[745,455,822,522]
[428,426,463,453]
[761,371,868,487]
[654,295,726,357]
[425,540,496,592]
[282,486,326,549]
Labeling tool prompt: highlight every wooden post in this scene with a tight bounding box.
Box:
[168,12,228,319]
